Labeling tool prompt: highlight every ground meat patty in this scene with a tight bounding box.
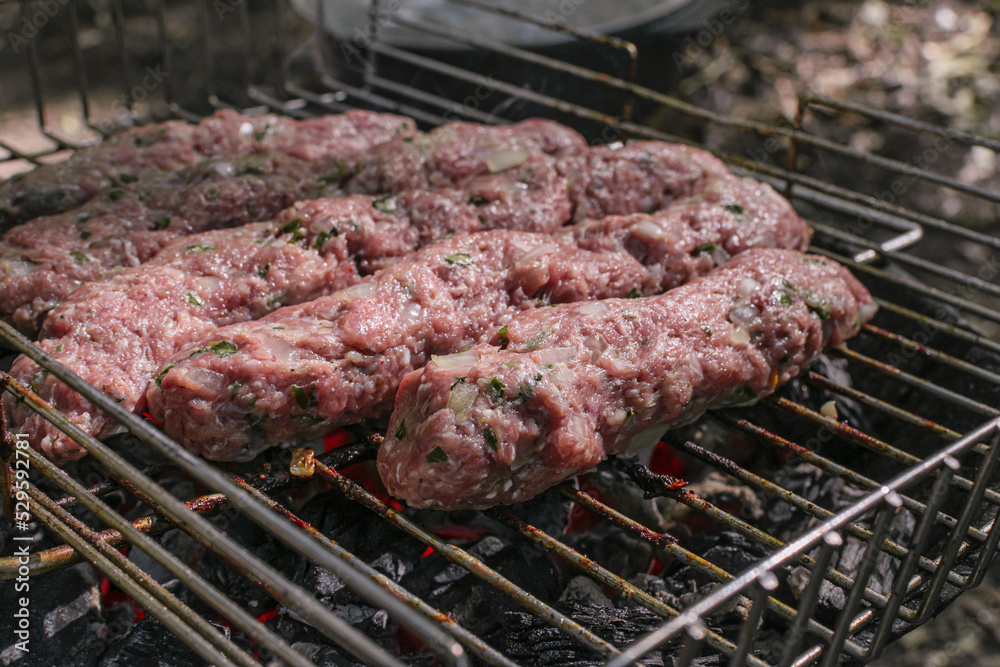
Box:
[568,176,810,292]
[1,153,321,334]
[560,141,733,221]
[146,178,809,461]
[1,116,419,336]
[5,192,481,463]
[348,119,587,233]
[378,249,877,510]
[146,231,651,461]
[0,109,414,228]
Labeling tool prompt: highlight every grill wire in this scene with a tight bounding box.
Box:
[2,1,1000,666]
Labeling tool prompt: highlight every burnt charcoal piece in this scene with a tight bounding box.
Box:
[400,534,563,640]
[758,463,845,544]
[275,552,401,652]
[661,531,771,596]
[625,574,686,617]
[265,491,429,660]
[283,643,366,667]
[562,525,658,582]
[501,601,682,666]
[192,504,299,616]
[0,563,106,667]
[282,643,436,667]
[296,491,427,562]
[780,354,871,434]
[502,487,576,539]
[99,615,238,667]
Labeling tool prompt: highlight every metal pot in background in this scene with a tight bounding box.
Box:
[287,0,737,133]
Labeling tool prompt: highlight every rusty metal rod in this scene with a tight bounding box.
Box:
[489,506,768,666]
[9,446,316,667]
[370,41,620,128]
[865,457,959,659]
[915,430,1000,624]
[448,0,640,69]
[447,0,639,127]
[26,483,261,667]
[812,222,1000,298]
[366,75,507,124]
[813,248,1000,326]
[0,493,227,577]
[772,396,1000,507]
[799,92,1000,150]
[555,484,728,579]
[0,370,412,667]
[722,414,992,612]
[836,349,998,420]
[668,439,952,584]
[559,484,843,651]
[26,493,240,667]
[725,155,1000,253]
[609,418,1000,667]
[0,318,465,667]
[54,461,175,509]
[806,372,961,442]
[862,324,1000,387]
[311,459,624,661]
[722,414,987,545]
[226,471,519,667]
[609,456,892,610]
[732,574,778,664]
[872,299,1000,358]
[777,532,843,667]
[821,494,902,667]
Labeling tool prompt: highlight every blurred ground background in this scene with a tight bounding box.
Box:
[661,2,1000,665]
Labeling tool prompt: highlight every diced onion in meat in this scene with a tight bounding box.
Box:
[432,349,480,371]
[584,335,607,358]
[600,354,636,376]
[338,280,377,301]
[398,302,422,325]
[486,149,530,173]
[736,278,762,298]
[729,326,751,345]
[859,302,878,324]
[685,353,704,381]
[257,332,299,364]
[577,301,609,317]
[200,277,223,293]
[711,246,731,266]
[821,400,838,420]
[534,346,577,366]
[206,161,239,178]
[519,243,559,264]
[178,367,228,395]
[1,258,40,276]
[631,219,674,241]
[563,413,591,445]
[447,383,479,419]
[728,304,760,327]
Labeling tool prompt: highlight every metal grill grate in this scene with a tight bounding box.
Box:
[2,1,1000,666]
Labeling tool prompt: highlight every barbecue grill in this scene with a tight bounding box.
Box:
[2,1,1000,665]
